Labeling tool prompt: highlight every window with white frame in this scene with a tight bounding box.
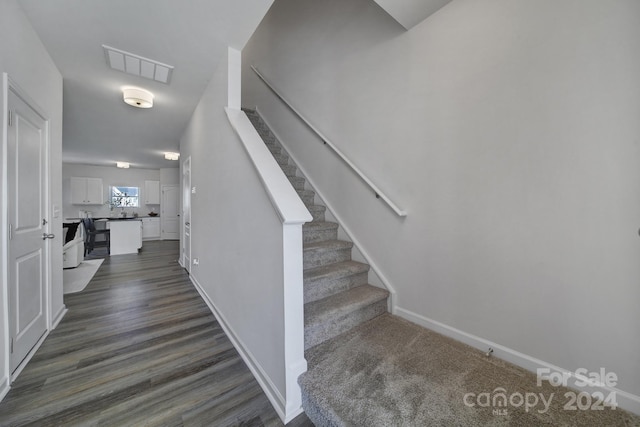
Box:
[110,186,139,208]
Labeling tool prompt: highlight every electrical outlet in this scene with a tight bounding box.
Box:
[193,258,199,265]
[191,186,196,194]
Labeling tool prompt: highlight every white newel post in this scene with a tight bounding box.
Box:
[225,45,312,422]
[282,223,307,420]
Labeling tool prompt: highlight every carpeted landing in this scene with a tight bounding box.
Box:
[299,313,640,426]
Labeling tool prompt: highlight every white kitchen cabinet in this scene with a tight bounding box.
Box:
[70,177,103,205]
[142,217,161,240]
[144,180,160,205]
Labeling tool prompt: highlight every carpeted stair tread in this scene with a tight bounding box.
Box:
[304,285,388,328]
[273,153,289,165]
[297,189,315,205]
[288,176,306,190]
[303,239,353,268]
[303,221,339,243]
[297,189,315,197]
[304,260,369,283]
[307,205,326,222]
[304,285,388,349]
[303,239,352,256]
[303,221,337,231]
[281,164,297,177]
[304,261,370,303]
[265,144,281,155]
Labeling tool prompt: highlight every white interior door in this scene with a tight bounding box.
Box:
[161,185,179,240]
[7,85,49,374]
[182,158,191,272]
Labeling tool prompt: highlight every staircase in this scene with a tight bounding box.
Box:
[244,109,389,351]
[245,110,640,427]
[241,110,640,427]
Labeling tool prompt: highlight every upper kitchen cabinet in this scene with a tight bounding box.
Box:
[71,177,103,205]
[144,180,160,205]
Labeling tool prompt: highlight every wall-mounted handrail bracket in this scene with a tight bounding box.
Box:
[251,66,407,218]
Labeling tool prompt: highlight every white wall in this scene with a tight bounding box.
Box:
[243,0,640,406]
[160,167,179,186]
[0,0,63,398]
[62,163,160,219]
[180,52,291,417]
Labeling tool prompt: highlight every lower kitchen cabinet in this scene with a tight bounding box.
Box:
[142,217,161,240]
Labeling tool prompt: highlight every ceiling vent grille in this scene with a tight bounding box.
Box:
[103,45,174,84]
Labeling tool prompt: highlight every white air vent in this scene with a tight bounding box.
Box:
[103,45,174,84]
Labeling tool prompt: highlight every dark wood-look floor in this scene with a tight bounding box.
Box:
[0,241,313,427]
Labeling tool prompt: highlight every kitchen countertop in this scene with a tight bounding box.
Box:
[65,216,160,221]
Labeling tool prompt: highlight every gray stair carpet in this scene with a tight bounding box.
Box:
[298,313,640,426]
[243,110,640,426]
[244,109,389,355]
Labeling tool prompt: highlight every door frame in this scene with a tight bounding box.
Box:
[181,157,191,272]
[2,74,52,384]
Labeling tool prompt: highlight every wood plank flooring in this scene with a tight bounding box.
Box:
[0,241,313,427]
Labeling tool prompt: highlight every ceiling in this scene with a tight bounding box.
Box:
[18,0,274,169]
[372,0,452,29]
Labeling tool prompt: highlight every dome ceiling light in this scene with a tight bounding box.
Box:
[164,152,180,161]
[123,87,154,109]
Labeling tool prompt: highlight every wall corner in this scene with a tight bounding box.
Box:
[228,47,242,109]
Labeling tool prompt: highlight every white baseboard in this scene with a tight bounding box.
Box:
[2,306,66,403]
[396,307,640,416]
[188,274,295,423]
[0,376,9,402]
[10,329,49,383]
[51,305,67,329]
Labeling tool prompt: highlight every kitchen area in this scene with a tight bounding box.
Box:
[63,163,180,257]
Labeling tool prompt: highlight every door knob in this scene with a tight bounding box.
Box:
[42,233,55,240]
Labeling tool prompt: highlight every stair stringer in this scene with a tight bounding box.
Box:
[254,106,397,314]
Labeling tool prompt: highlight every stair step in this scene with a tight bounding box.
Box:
[303,239,352,269]
[273,153,289,166]
[280,164,297,177]
[304,285,389,350]
[303,221,338,243]
[304,261,369,303]
[307,205,326,222]
[257,130,274,140]
[252,121,269,131]
[262,134,278,144]
[248,110,390,369]
[288,176,306,191]
[265,143,281,155]
[249,121,267,132]
[297,189,315,205]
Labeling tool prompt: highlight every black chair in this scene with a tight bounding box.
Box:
[82,218,110,255]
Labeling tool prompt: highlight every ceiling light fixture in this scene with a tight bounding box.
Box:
[164,152,180,161]
[116,162,130,168]
[123,87,154,109]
